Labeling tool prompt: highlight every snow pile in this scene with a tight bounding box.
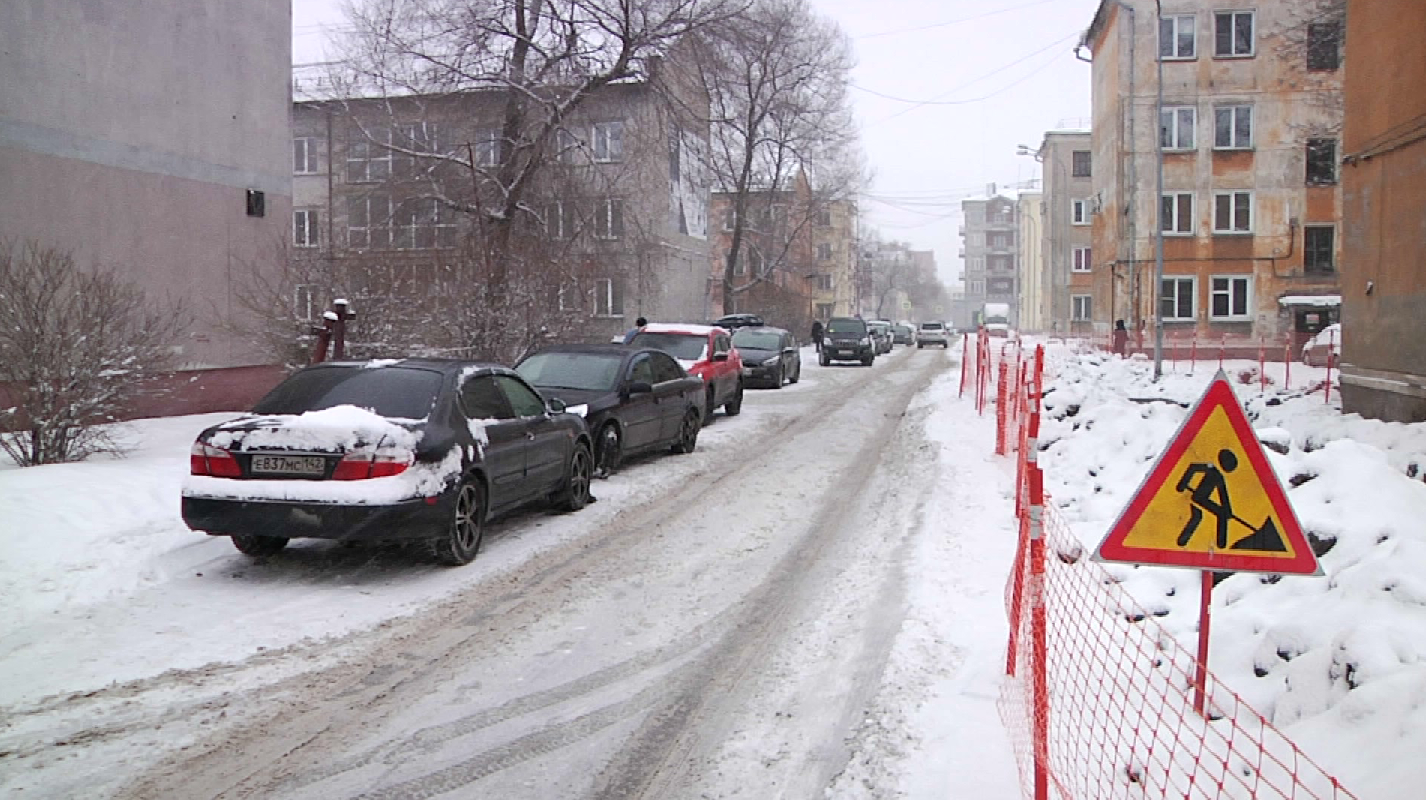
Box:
[207,404,422,452]
[1037,347,1426,796]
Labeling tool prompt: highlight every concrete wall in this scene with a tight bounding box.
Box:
[1338,0,1426,421]
[0,0,292,371]
[1017,193,1045,330]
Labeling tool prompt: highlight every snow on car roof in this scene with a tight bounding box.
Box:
[639,322,721,336]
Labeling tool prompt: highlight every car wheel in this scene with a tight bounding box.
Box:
[553,444,593,512]
[917,343,924,349]
[772,366,784,389]
[670,408,701,454]
[230,534,288,557]
[704,386,718,424]
[430,479,484,566]
[861,353,873,366]
[789,364,800,384]
[596,422,622,475]
[725,382,744,416]
[819,352,830,367]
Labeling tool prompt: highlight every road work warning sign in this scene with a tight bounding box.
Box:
[1093,372,1320,575]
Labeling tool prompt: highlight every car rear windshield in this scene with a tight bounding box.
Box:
[732,330,781,350]
[826,319,866,334]
[920,322,944,330]
[628,332,708,361]
[516,351,623,392]
[251,366,443,420]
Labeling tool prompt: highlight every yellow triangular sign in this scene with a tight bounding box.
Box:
[1093,373,1320,575]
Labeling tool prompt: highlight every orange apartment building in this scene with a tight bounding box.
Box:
[1084,0,1344,353]
[1338,0,1426,421]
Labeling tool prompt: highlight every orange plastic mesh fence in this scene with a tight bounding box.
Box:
[992,346,1356,800]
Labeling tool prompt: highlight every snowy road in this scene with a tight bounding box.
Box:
[4,345,1005,799]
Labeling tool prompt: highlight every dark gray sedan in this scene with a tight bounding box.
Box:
[732,326,801,388]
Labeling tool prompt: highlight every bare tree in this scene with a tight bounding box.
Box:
[0,241,188,466]
[686,0,864,309]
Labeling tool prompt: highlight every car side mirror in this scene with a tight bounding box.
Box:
[546,397,567,414]
[783,346,797,354]
[711,351,729,362]
[627,380,654,394]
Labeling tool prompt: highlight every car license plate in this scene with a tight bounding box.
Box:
[741,367,754,376]
[250,454,327,476]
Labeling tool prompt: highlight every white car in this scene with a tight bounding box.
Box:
[1301,323,1341,367]
[916,321,950,349]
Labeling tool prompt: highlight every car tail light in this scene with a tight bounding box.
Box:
[190,440,241,478]
[332,448,414,480]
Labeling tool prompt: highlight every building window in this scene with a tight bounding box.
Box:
[1214,10,1254,58]
[547,201,576,240]
[475,128,502,168]
[1071,150,1092,177]
[593,277,623,317]
[989,232,1012,249]
[1071,198,1089,225]
[293,284,315,321]
[815,273,833,291]
[394,122,440,178]
[393,198,458,249]
[1214,105,1253,149]
[1071,295,1092,321]
[1159,14,1197,59]
[346,130,391,183]
[1072,246,1092,273]
[594,198,623,240]
[592,121,624,163]
[1304,226,1335,273]
[294,137,319,175]
[1213,191,1252,234]
[293,209,320,248]
[816,302,835,319]
[556,128,581,164]
[1306,139,1337,186]
[1307,22,1342,71]
[348,194,392,249]
[1160,277,1196,321]
[818,243,833,261]
[1160,106,1196,150]
[1161,192,1194,235]
[1210,275,1251,320]
[743,244,765,275]
[816,208,832,226]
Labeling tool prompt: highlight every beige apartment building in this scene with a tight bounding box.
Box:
[1017,192,1045,331]
[1084,0,1344,352]
[1035,131,1095,335]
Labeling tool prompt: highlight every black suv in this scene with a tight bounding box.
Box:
[819,317,874,366]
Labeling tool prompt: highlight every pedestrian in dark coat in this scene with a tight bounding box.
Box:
[1112,319,1129,357]
[810,319,824,352]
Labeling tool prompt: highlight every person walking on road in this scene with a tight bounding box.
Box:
[810,319,824,353]
[1112,319,1129,357]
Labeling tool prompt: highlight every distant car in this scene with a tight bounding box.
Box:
[732,326,801,388]
[181,360,594,566]
[821,317,875,366]
[713,313,765,330]
[917,321,950,348]
[1301,323,1341,367]
[867,320,894,354]
[515,345,704,475]
[892,324,915,345]
[629,323,744,423]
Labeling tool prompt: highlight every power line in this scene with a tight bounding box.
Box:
[856,0,1061,40]
[852,31,1080,108]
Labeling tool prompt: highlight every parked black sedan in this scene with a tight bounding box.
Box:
[515,344,705,475]
[181,360,594,566]
[732,326,801,388]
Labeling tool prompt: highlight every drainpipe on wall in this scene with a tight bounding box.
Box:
[1152,0,1166,380]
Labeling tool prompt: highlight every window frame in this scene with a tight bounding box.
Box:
[1072,246,1092,273]
[474,128,502,168]
[1212,190,1253,235]
[345,130,392,184]
[1071,198,1089,226]
[1213,105,1254,150]
[1213,10,1256,59]
[591,121,625,163]
[1306,138,1338,186]
[1160,276,1197,322]
[1303,225,1335,274]
[347,194,392,249]
[817,242,833,261]
[1160,105,1197,151]
[1306,21,1342,71]
[1071,294,1092,321]
[1160,191,1195,236]
[294,136,319,175]
[293,208,320,248]
[1209,274,1252,321]
[593,198,624,240]
[1159,14,1197,60]
[593,277,624,317]
[1071,150,1092,178]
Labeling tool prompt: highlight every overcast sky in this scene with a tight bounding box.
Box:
[293,0,1103,287]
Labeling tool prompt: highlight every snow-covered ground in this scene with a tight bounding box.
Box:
[2,341,1422,798]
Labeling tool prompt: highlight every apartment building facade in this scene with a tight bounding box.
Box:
[1017,192,1046,331]
[290,63,711,346]
[960,194,1020,326]
[1084,0,1344,350]
[0,1,292,407]
[1037,131,1095,335]
[1338,0,1426,421]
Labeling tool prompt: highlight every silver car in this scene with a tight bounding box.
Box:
[916,321,950,348]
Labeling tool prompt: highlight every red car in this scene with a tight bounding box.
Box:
[628,323,744,423]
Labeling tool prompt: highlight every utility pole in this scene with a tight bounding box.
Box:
[1153,0,1166,380]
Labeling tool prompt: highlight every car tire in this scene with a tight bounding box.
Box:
[917,343,924,349]
[789,364,800,384]
[230,534,288,557]
[725,382,744,416]
[772,366,784,389]
[670,408,701,454]
[430,479,484,566]
[553,444,593,512]
[704,386,718,425]
[819,352,830,367]
[861,353,873,366]
[596,422,622,475]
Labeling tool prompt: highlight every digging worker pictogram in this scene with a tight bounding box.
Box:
[1175,448,1239,549]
